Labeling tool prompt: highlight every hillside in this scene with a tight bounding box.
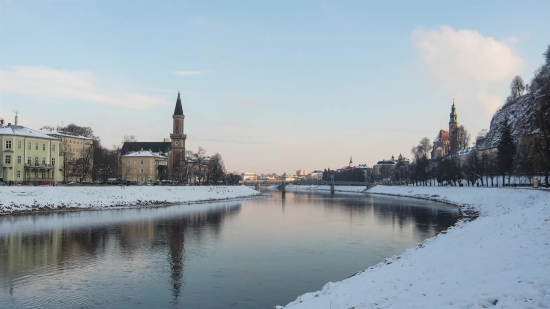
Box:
[477,92,539,149]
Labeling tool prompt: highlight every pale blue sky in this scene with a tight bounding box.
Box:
[1,1,549,174]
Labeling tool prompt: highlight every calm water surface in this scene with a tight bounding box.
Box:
[0,190,458,309]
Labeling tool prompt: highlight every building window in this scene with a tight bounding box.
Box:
[18,141,22,149]
[127,161,130,165]
[42,158,46,165]
[35,143,38,150]
[140,160,144,165]
[35,171,38,178]
[126,168,130,173]
[16,171,21,178]
[34,157,39,166]
[5,155,11,164]
[5,140,12,149]
[70,140,72,144]
[52,158,56,166]
[28,142,31,150]
[28,157,31,165]
[41,170,45,178]
[17,156,22,164]
[52,144,56,151]
[140,168,143,173]
[43,144,46,151]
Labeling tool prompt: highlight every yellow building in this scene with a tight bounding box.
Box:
[0,123,64,184]
[121,150,168,183]
[39,129,94,182]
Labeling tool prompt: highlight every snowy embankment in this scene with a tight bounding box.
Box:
[284,184,367,193]
[277,186,550,309]
[0,186,261,215]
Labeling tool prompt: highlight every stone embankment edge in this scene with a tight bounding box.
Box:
[365,186,480,221]
[0,193,270,216]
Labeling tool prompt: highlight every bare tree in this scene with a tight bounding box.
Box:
[510,75,526,101]
[122,135,137,143]
[458,125,471,150]
[476,129,488,140]
[207,153,226,184]
[59,123,95,138]
[411,137,432,161]
[71,142,94,182]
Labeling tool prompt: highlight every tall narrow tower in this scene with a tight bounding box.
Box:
[170,89,187,170]
[449,100,459,154]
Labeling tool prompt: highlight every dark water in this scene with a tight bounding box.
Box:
[0,190,458,309]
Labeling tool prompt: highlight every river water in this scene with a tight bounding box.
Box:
[0,189,458,309]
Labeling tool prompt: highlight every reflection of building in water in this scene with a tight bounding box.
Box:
[0,204,242,299]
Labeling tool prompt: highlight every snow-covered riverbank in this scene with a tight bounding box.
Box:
[277,186,550,309]
[0,186,262,215]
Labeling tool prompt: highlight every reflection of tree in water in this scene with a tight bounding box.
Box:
[316,193,458,236]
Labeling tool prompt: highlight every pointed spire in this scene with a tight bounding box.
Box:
[350,156,353,164]
[174,89,183,116]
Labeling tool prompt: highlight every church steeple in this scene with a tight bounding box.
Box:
[174,89,184,116]
[449,99,458,124]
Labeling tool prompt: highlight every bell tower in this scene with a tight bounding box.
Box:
[449,100,459,154]
[170,89,187,170]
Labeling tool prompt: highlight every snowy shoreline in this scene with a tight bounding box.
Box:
[0,186,263,215]
[277,185,550,309]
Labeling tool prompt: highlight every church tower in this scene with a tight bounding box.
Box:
[170,89,187,170]
[449,100,459,154]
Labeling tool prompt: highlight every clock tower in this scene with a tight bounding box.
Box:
[449,100,459,154]
[170,89,187,171]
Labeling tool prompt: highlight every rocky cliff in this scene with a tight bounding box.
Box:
[477,93,540,149]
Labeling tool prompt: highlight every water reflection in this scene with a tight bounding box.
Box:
[0,191,458,309]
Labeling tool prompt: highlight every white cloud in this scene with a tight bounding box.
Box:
[173,71,206,76]
[412,26,523,115]
[0,66,169,109]
[413,26,522,83]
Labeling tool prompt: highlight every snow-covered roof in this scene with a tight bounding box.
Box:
[0,125,58,140]
[38,129,94,140]
[121,150,167,159]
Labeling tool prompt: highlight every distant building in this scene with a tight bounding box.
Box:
[296,169,307,176]
[307,170,323,181]
[431,102,459,159]
[355,164,372,180]
[241,172,257,181]
[121,150,168,183]
[372,155,396,180]
[39,128,94,182]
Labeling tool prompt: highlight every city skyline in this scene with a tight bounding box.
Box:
[1,1,548,174]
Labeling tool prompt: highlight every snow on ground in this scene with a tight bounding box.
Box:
[0,185,261,215]
[284,184,367,193]
[277,186,550,309]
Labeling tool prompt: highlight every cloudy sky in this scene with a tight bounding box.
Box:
[0,1,548,174]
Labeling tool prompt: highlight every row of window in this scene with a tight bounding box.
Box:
[7,170,48,179]
[4,155,56,166]
[125,168,154,174]
[4,140,57,151]
[127,160,152,165]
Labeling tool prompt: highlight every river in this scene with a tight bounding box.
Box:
[0,189,458,309]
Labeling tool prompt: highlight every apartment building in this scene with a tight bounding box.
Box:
[0,124,64,184]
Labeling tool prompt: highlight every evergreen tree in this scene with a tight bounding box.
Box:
[496,119,516,185]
